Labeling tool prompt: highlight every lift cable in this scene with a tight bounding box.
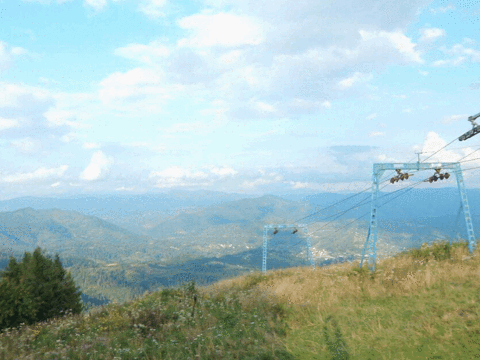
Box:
[458,157,480,164]
[304,169,422,228]
[307,174,426,235]
[328,175,428,236]
[292,186,372,224]
[289,134,459,228]
[292,156,418,225]
[420,144,480,153]
[460,164,480,173]
[293,115,479,227]
[458,146,480,162]
[330,163,480,239]
[420,137,459,163]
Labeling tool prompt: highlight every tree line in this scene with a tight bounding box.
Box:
[0,247,83,332]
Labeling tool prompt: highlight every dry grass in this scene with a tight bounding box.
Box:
[1,240,479,359]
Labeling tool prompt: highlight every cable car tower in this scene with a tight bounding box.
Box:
[459,112,480,141]
[360,161,476,272]
[263,224,315,273]
[361,111,480,272]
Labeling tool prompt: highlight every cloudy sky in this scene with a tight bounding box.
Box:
[0,0,479,199]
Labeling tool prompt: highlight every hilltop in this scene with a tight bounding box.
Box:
[0,240,478,359]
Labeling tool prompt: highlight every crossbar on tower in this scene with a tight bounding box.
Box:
[360,162,476,272]
[263,224,315,273]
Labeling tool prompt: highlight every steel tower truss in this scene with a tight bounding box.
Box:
[263,224,315,273]
[361,162,476,272]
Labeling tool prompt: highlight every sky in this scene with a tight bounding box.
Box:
[0,0,479,199]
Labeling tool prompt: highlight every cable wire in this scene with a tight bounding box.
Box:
[305,169,421,229]
[458,147,480,162]
[327,175,429,236]
[288,132,459,229]
[421,137,458,162]
[307,174,425,236]
[290,156,419,225]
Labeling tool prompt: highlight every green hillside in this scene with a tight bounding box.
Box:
[0,240,478,359]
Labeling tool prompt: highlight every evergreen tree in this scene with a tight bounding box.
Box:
[0,247,82,332]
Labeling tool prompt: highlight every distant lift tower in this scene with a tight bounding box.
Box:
[263,224,315,273]
[360,162,476,272]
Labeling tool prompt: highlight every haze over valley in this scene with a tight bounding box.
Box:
[0,187,477,308]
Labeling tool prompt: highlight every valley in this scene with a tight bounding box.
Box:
[0,188,477,310]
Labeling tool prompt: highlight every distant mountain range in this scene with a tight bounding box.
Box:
[0,187,479,308]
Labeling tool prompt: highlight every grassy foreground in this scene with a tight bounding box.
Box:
[0,240,479,359]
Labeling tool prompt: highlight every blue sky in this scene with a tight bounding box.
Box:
[0,0,479,199]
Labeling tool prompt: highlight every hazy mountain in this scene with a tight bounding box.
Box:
[0,190,255,236]
[0,207,161,266]
[1,188,479,308]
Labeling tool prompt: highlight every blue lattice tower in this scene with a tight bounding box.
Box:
[360,162,476,272]
[262,224,315,273]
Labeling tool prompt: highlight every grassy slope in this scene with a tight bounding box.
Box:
[0,240,479,359]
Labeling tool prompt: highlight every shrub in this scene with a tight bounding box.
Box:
[0,247,83,332]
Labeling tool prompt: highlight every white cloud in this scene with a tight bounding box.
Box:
[242,173,283,189]
[0,118,19,130]
[177,12,265,48]
[150,166,210,188]
[420,131,460,162]
[60,132,77,143]
[433,44,480,67]
[106,2,430,120]
[21,0,73,4]
[369,131,384,137]
[138,0,166,18]
[83,142,100,149]
[376,154,399,162]
[359,29,423,64]
[123,142,166,153]
[84,0,107,11]
[163,121,211,134]
[210,166,237,176]
[51,182,61,187]
[44,108,88,129]
[149,165,237,188]
[255,101,275,113]
[366,113,377,120]
[0,41,29,71]
[114,41,170,64]
[463,38,476,45]
[10,47,28,56]
[432,57,466,67]
[99,67,170,107]
[442,114,467,124]
[392,94,407,99]
[429,4,455,14]
[150,166,208,180]
[1,165,68,183]
[420,28,445,42]
[321,101,331,108]
[338,72,372,89]
[289,180,371,193]
[242,178,274,189]
[10,137,37,152]
[115,186,134,191]
[80,151,112,181]
[419,70,429,76]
